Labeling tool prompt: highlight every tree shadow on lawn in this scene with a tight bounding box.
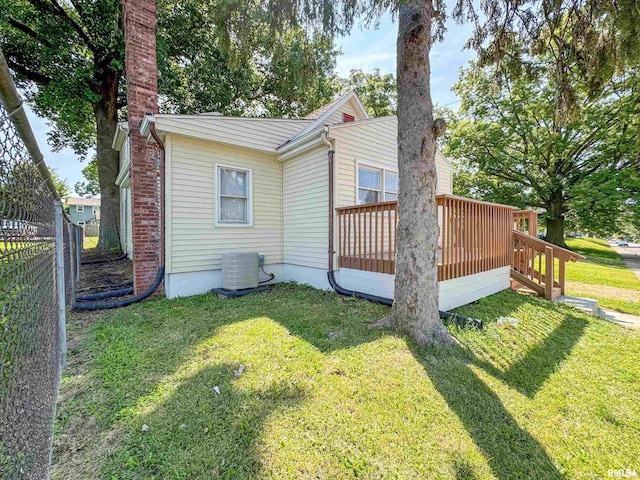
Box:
[83,286,587,479]
[102,364,308,479]
[271,289,587,479]
[413,344,565,479]
[454,292,589,398]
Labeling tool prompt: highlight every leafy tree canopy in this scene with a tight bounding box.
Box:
[444,56,639,245]
[49,170,69,199]
[74,157,99,198]
[340,69,397,117]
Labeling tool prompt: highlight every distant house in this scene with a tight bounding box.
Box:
[66,197,100,227]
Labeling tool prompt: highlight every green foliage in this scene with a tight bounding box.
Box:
[0,0,122,157]
[48,169,69,199]
[156,0,341,117]
[1,0,345,156]
[453,0,640,109]
[74,158,99,198]
[340,69,397,117]
[444,57,638,240]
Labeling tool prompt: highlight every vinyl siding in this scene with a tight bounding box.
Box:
[117,144,133,257]
[282,145,329,269]
[330,116,453,207]
[167,135,283,274]
[119,187,133,258]
[155,116,310,152]
[324,97,363,126]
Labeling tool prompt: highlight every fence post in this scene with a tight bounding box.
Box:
[67,223,76,299]
[54,200,67,370]
[76,226,82,279]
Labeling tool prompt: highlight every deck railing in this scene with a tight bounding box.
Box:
[336,201,397,274]
[513,210,538,236]
[336,194,515,281]
[511,230,583,300]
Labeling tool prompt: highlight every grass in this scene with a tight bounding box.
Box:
[83,236,98,250]
[565,238,640,315]
[53,284,640,479]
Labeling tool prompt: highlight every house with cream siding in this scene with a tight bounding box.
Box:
[113,91,519,309]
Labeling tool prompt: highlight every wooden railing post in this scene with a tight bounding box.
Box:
[545,245,554,300]
[559,259,566,295]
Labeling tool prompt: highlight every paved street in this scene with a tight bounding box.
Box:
[615,244,640,282]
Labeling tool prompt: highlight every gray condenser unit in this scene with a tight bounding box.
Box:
[221,252,259,290]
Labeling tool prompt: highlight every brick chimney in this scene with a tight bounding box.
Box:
[123,0,161,293]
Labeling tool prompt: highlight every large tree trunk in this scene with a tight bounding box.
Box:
[94,70,121,251]
[389,0,454,346]
[545,191,567,247]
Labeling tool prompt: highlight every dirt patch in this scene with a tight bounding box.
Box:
[77,253,133,295]
[566,281,640,302]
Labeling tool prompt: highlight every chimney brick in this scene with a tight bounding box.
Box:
[123,0,161,293]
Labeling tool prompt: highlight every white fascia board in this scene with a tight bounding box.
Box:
[111,123,128,151]
[115,156,130,186]
[139,115,155,140]
[276,126,324,160]
[285,91,365,144]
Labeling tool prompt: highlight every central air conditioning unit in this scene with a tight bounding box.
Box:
[221,252,259,291]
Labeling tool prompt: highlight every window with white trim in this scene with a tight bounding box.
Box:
[92,206,98,214]
[76,205,84,212]
[358,166,381,204]
[216,165,251,225]
[385,172,398,201]
[78,221,85,226]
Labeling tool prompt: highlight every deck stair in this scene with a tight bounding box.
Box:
[510,230,583,301]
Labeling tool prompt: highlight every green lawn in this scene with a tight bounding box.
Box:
[53,285,640,479]
[83,236,98,249]
[565,238,640,315]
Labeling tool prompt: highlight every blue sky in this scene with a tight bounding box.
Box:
[25,12,477,191]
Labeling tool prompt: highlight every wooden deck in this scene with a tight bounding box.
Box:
[336,195,514,282]
[336,195,582,300]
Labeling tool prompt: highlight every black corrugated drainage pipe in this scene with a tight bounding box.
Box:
[320,130,482,330]
[327,271,482,329]
[81,253,128,265]
[72,267,164,311]
[71,121,167,311]
[75,287,134,302]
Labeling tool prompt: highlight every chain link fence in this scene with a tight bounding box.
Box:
[0,51,80,479]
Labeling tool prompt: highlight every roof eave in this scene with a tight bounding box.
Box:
[111,123,128,151]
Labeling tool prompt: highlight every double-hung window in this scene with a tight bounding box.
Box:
[76,205,84,212]
[358,166,381,204]
[216,165,252,226]
[384,172,398,201]
[358,166,399,204]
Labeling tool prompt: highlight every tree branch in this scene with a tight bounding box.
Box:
[8,18,53,48]
[5,58,52,85]
[26,0,97,52]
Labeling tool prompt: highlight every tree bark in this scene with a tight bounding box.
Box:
[544,190,567,247]
[94,70,121,251]
[390,0,454,346]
